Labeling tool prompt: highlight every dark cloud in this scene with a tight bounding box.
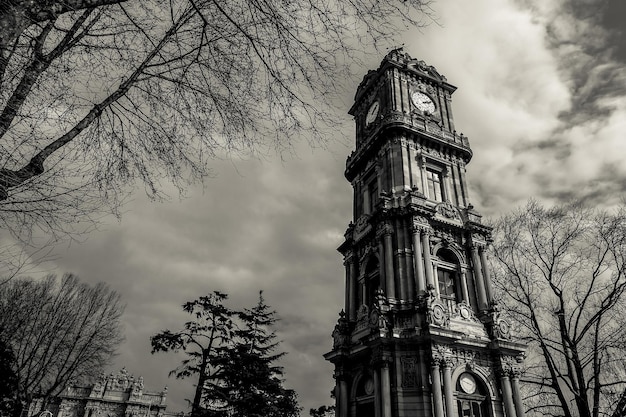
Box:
[600,0,626,62]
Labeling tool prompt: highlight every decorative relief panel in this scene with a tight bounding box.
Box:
[355,305,370,332]
[353,214,372,242]
[487,302,513,341]
[451,301,479,322]
[431,345,495,382]
[500,354,525,377]
[434,202,463,224]
[426,286,450,328]
[412,215,430,232]
[401,357,418,388]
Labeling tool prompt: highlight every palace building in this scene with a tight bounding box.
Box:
[324,49,526,417]
[26,369,179,417]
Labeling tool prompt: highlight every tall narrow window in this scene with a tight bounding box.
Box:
[368,180,378,213]
[364,257,380,307]
[426,168,443,202]
[437,269,456,300]
[436,249,461,307]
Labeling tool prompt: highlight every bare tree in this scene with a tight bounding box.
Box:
[491,200,626,417]
[0,273,125,417]
[0,0,431,244]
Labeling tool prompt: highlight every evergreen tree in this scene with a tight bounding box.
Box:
[151,292,236,416]
[151,291,299,417]
[205,293,299,417]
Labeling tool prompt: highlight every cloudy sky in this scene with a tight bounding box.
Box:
[11,0,626,414]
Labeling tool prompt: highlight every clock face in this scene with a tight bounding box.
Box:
[365,101,380,125]
[459,373,477,394]
[411,91,436,114]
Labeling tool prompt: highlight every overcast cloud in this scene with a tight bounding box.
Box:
[7,0,626,414]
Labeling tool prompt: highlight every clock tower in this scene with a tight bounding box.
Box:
[324,49,526,417]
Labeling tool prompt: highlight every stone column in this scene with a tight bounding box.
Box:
[339,378,349,417]
[344,253,355,320]
[471,245,488,311]
[348,257,357,320]
[460,271,470,303]
[442,167,453,203]
[405,247,415,301]
[479,246,494,305]
[412,225,426,294]
[419,156,427,196]
[422,230,435,289]
[442,360,457,417]
[381,361,392,417]
[431,362,445,417]
[374,368,381,417]
[500,374,517,417]
[333,371,341,417]
[382,224,396,299]
[395,219,406,301]
[511,373,525,417]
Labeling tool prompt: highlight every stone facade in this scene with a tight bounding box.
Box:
[325,49,527,417]
[27,369,181,417]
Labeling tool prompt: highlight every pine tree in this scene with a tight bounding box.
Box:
[151,291,299,417]
[151,291,237,416]
[204,292,300,417]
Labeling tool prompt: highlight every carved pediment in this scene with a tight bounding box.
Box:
[434,202,464,225]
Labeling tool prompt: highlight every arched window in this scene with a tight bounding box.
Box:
[355,374,375,417]
[436,249,461,306]
[456,373,490,417]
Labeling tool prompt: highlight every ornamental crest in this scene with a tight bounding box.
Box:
[416,82,435,96]
[355,304,370,332]
[452,301,478,322]
[354,214,372,242]
[435,202,463,224]
[488,302,513,341]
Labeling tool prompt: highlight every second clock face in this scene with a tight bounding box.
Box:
[459,373,477,394]
[366,101,380,125]
[411,91,436,114]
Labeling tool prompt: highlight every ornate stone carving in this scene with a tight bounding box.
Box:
[434,229,459,246]
[369,289,390,337]
[487,302,513,341]
[426,286,449,328]
[332,310,351,349]
[355,305,370,332]
[401,357,417,388]
[435,202,462,222]
[358,243,374,264]
[500,354,524,377]
[354,214,370,240]
[432,344,453,364]
[412,216,430,232]
[427,120,442,134]
[451,301,479,322]
[375,224,393,243]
